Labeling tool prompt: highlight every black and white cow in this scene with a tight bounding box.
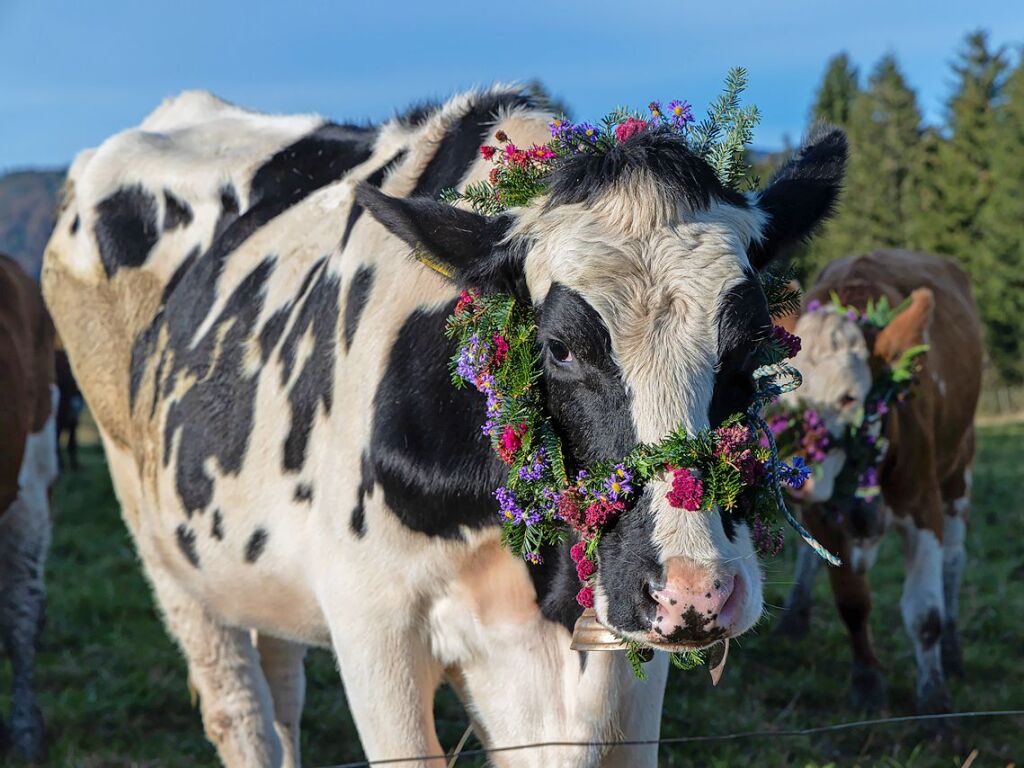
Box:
[43,87,845,766]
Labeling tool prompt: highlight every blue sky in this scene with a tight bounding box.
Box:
[1,0,1021,171]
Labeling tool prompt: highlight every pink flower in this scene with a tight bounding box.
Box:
[531,144,556,160]
[497,423,526,464]
[614,117,648,143]
[576,586,595,608]
[492,334,509,366]
[480,145,496,161]
[570,541,587,563]
[666,468,703,511]
[576,557,595,580]
[715,425,753,458]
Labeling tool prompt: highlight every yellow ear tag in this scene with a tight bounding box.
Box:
[415,250,454,279]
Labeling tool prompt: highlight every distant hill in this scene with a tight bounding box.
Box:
[0,169,65,279]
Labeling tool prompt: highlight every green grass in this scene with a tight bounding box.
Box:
[2,424,1022,767]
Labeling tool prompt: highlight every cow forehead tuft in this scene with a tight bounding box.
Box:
[796,312,869,360]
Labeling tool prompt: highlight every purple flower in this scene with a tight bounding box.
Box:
[667,99,694,129]
[648,100,664,122]
[806,299,822,313]
[525,551,543,565]
[859,466,879,488]
[603,464,634,501]
[517,449,547,481]
[753,516,784,557]
[455,334,483,382]
[778,456,811,489]
[521,507,542,526]
[573,122,600,144]
[846,308,859,322]
[771,325,802,358]
[495,486,523,524]
[549,117,573,138]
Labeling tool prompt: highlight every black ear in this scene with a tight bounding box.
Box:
[747,125,847,270]
[355,183,522,293]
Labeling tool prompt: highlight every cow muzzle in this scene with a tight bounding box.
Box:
[646,557,747,647]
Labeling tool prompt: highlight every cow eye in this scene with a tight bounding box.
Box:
[838,393,858,408]
[547,339,575,365]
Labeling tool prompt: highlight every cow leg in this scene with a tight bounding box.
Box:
[801,510,885,709]
[896,517,950,713]
[66,421,79,471]
[144,562,282,767]
[940,473,970,678]
[825,561,886,710]
[776,539,821,639]
[328,613,444,767]
[0,493,50,762]
[255,632,306,768]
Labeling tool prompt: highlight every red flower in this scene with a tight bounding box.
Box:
[492,334,509,366]
[666,468,704,511]
[614,117,648,143]
[497,423,527,464]
[558,491,584,529]
[454,289,477,316]
[576,557,595,580]
[583,499,625,533]
[489,167,500,185]
[570,541,587,563]
[576,586,595,608]
[480,145,496,160]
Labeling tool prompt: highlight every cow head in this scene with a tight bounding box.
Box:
[358,125,846,650]
[783,285,934,562]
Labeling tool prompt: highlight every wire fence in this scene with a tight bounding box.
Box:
[318,709,1024,767]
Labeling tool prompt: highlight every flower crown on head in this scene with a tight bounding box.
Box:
[771,291,930,522]
[437,71,842,676]
[440,67,762,215]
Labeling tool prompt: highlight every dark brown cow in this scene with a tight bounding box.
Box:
[0,253,57,761]
[777,249,981,714]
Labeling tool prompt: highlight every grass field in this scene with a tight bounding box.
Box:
[2,422,1022,767]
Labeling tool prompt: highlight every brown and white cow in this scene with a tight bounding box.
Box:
[0,253,57,761]
[43,87,845,766]
[777,249,980,714]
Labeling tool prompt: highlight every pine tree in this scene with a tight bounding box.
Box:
[800,54,921,280]
[914,31,1008,263]
[810,53,860,127]
[978,54,1024,383]
[789,55,862,282]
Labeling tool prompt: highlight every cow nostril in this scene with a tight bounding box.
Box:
[643,578,661,605]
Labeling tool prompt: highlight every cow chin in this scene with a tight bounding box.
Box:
[592,491,764,651]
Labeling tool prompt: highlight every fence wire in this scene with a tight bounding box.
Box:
[318,709,1024,767]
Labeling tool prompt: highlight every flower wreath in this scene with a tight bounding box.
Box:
[433,71,842,674]
[768,293,929,521]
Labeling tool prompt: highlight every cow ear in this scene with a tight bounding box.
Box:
[747,125,847,270]
[355,183,522,294]
[873,288,934,364]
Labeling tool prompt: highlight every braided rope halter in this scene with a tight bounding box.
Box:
[750,362,841,566]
